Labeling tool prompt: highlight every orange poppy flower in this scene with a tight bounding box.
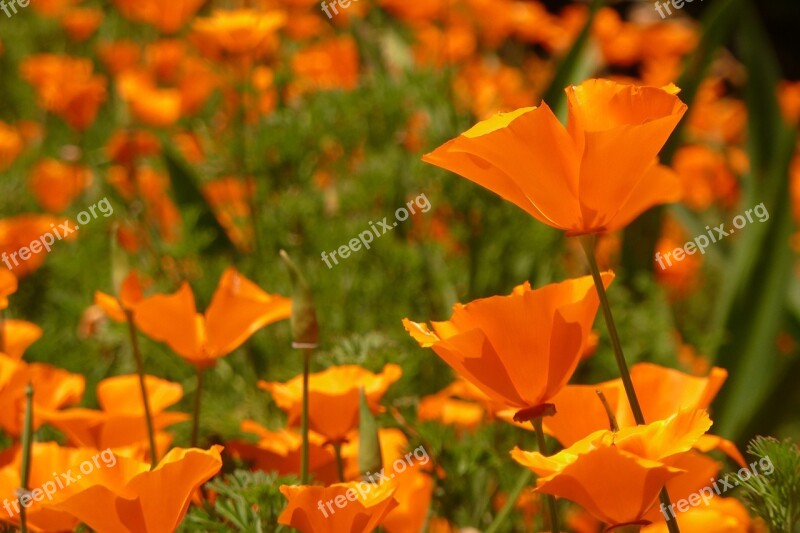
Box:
[0,214,78,277]
[130,267,290,367]
[0,269,17,309]
[112,0,207,34]
[60,8,104,42]
[0,354,84,438]
[40,374,189,456]
[259,364,402,444]
[340,428,434,533]
[106,130,161,167]
[279,480,399,533]
[29,0,77,17]
[0,121,23,171]
[0,442,107,531]
[511,409,712,528]
[20,55,107,131]
[51,445,223,533]
[97,40,141,76]
[404,274,612,422]
[1,319,43,359]
[672,145,739,211]
[418,383,486,431]
[202,177,255,253]
[540,362,729,438]
[192,9,287,61]
[117,71,183,127]
[287,36,359,99]
[642,497,763,533]
[28,159,93,213]
[423,79,687,235]
[227,420,339,484]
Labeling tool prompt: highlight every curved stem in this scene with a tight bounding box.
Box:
[532,417,560,533]
[124,309,158,468]
[580,235,680,533]
[191,367,206,448]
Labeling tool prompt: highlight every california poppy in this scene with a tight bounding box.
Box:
[0,121,23,172]
[227,420,339,484]
[40,374,189,456]
[192,9,287,61]
[0,215,78,277]
[1,319,43,360]
[511,409,712,528]
[51,445,223,533]
[259,364,402,445]
[279,480,398,533]
[28,159,93,213]
[60,8,104,42]
[131,267,291,367]
[404,274,612,422]
[423,79,687,235]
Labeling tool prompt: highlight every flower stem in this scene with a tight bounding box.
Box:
[579,235,680,533]
[532,417,560,533]
[19,384,33,533]
[301,348,311,484]
[333,442,345,482]
[484,470,532,533]
[191,366,206,448]
[123,309,158,468]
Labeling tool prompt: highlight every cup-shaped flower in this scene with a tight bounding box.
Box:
[423,79,687,235]
[511,409,712,528]
[50,445,223,533]
[279,480,398,533]
[114,267,290,368]
[259,364,402,445]
[403,274,613,422]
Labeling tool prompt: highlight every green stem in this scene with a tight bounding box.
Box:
[191,367,206,448]
[19,384,33,533]
[333,442,345,483]
[595,389,619,432]
[484,470,532,533]
[300,349,311,484]
[532,417,560,533]
[124,309,158,468]
[580,235,680,533]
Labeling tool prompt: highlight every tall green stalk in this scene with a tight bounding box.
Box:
[580,235,680,533]
[300,348,311,484]
[532,417,560,533]
[123,309,158,468]
[191,367,206,448]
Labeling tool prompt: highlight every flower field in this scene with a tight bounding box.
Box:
[0,0,799,531]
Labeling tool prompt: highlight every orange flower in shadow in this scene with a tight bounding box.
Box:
[423,79,686,235]
[112,0,207,34]
[20,55,106,131]
[40,374,189,457]
[28,159,93,213]
[0,121,23,171]
[128,267,290,367]
[226,420,338,484]
[259,364,402,445]
[0,214,78,277]
[61,8,104,42]
[0,354,84,438]
[117,71,183,128]
[50,445,223,533]
[279,480,398,533]
[512,410,712,529]
[404,274,612,422]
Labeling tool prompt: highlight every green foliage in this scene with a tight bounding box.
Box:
[739,437,800,532]
[179,470,295,533]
